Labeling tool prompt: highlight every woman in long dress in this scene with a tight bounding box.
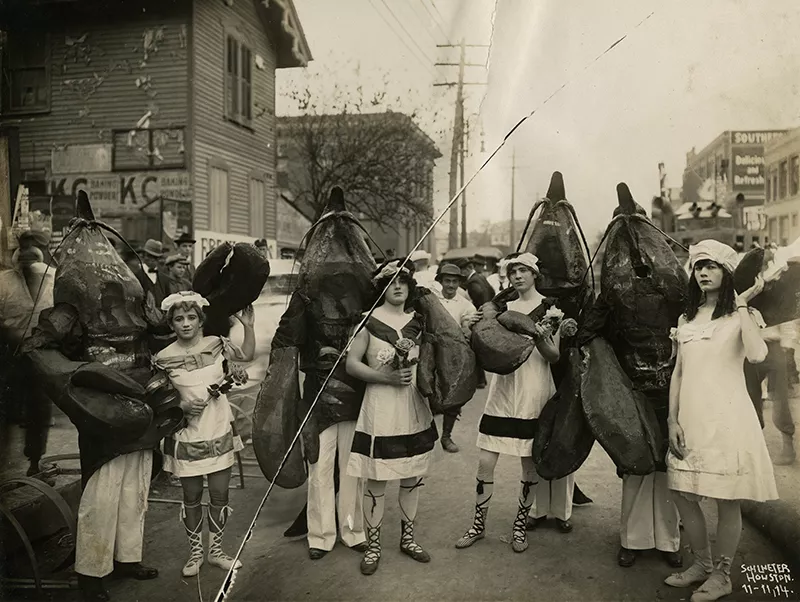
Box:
[153,292,255,578]
[455,253,573,554]
[346,260,437,576]
[666,240,778,602]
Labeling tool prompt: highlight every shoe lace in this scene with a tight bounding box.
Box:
[363,526,382,565]
[512,503,532,544]
[400,520,424,555]
[463,495,491,539]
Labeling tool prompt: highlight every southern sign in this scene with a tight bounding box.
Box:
[194,229,277,265]
[48,171,191,214]
[730,131,787,194]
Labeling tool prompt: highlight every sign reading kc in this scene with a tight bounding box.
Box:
[49,171,191,213]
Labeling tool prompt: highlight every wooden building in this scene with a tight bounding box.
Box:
[0,0,310,255]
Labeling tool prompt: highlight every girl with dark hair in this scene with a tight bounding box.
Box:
[345,259,436,576]
[666,240,777,602]
[153,292,255,579]
[456,252,574,555]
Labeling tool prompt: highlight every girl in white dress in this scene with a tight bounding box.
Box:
[346,260,436,576]
[666,240,778,602]
[456,253,572,554]
[153,292,255,578]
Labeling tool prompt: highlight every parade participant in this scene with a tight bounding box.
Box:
[253,188,371,562]
[15,247,56,478]
[22,193,170,601]
[435,263,480,453]
[137,239,170,307]
[163,254,192,294]
[152,292,254,578]
[576,184,684,569]
[456,253,573,554]
[409,250,437,290]
[346,260,436,575]
[456,256,495,388]
[486,258,510,292]
[666,240,777,602]
[254,238,270,260]
[173,232,197,280]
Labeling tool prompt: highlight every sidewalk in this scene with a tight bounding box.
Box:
[742,392,800,569]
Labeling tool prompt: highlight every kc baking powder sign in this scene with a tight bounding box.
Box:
[49,171,191,214]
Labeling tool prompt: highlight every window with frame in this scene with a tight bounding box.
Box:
[791,155,800,197]
[2,32,50,114]
[209,165,229,232]
[779,160,788,199]
[225,34,252,127]
[249,177,265,237]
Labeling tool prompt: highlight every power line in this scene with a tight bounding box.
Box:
[379,0,436,67]
[418,0,452,45]
[426,0,451,38]
[368,0,439,79]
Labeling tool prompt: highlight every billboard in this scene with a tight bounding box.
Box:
[730,130,787,194]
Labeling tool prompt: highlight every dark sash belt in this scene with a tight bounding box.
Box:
[479,415,538,440]
[352,421,438,460]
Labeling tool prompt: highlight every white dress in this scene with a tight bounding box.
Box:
[154,336,244,478]
[476,295,556,457]
[346,310,437,481]
[667,312,778,502]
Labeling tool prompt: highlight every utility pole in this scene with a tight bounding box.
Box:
[435,40,489,251]
[460,118,468,247]
[510,147,516,248]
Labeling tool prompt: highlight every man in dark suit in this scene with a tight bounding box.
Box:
[135,239,171,309]
[454,257,495,388]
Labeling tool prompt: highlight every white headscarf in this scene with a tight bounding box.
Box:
[504,252,540,276]
[161,291,210,312]
[688,240,739,274]
[372,260,412,285]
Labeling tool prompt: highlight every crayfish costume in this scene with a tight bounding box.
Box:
[577,183,687,568]
[254,187,376,558]
[22,193,178,600]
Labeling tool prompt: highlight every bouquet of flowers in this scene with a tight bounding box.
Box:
[536,306,578,338]
[207,364,249,401]
[376,338,419,370]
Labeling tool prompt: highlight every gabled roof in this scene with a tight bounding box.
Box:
[257,0,312,68]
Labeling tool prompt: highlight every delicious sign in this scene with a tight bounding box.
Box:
[729,131,786,193]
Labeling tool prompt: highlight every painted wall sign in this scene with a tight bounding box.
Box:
[276,198,312,246]
[51,144,113,174]
[731,131,786,146]
[48,171,191,214]
[194,229,277,265]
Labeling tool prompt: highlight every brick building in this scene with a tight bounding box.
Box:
[763,126,800,246]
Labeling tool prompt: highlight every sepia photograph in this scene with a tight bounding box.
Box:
[0,1,799,601]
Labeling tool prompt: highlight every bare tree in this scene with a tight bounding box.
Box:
[278,77,446,232]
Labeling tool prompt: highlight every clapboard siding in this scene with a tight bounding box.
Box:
[1,3,190,175]
[192,0,277,238]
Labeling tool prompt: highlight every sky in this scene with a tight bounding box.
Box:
[277,0,800,249]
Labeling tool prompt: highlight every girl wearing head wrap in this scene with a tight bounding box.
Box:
[665,240,777,601]
[152,292,255,579]
[456,253,575,554]
[345,259,436,576]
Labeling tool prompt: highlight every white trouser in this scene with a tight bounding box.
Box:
[75,450,153,578]
[620,472,680,552]
[307,421,365,551]
[531,472,574,521]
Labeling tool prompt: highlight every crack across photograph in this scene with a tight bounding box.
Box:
[1,2,800,602]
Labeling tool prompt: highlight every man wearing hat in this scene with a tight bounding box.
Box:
[435,263,481,452]
[135,239,170,308]
[409,249,437,291]
[163,254,192,294]
[455,256,495,388]
[254,238,270,260]
[173,232,196,282]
